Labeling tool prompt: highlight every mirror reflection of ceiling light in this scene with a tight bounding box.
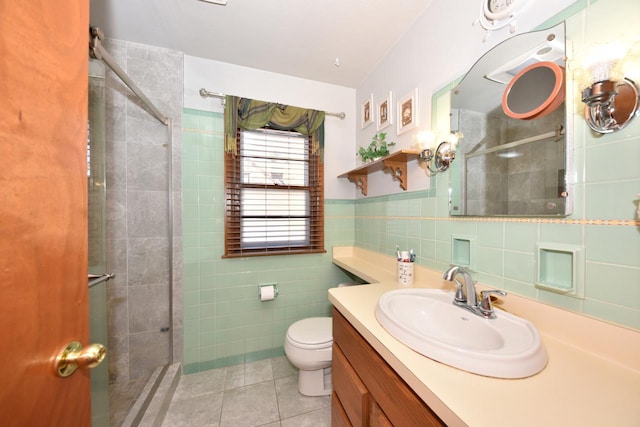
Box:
[497,151,522,158]
[537,46,553,55]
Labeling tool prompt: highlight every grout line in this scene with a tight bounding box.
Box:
[183,127,224,135]
[340,215,640,227]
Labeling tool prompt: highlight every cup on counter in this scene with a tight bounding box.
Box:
[397,261,414,286]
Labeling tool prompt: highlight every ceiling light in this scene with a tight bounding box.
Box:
[199,0,228,5]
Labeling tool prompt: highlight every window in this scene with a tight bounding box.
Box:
[224,127,324,257]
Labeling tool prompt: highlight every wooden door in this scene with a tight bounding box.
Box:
[0,2,92,426]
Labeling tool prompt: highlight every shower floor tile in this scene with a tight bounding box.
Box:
[109,377,148,427]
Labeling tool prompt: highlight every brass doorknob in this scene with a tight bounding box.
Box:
[54,341,106,378]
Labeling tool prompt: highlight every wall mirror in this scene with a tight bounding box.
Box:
[449,22,572,217]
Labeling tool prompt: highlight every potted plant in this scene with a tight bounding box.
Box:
[358,132,396,163]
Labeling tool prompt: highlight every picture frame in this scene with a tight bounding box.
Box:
[376,91,393,131]
[361,93,374,129]
[397,88,419,135]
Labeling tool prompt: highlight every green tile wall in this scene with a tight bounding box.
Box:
[182,109,355,374]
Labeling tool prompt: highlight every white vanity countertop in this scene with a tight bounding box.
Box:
[329,246,640,427]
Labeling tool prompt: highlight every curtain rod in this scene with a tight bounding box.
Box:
[199,88,346,120]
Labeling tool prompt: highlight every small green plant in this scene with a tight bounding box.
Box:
[358,132,396,162]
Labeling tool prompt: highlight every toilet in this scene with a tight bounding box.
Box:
[284,283,360,396]
[284,316,333,396]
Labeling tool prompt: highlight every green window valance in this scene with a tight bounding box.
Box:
[224,96,325,158]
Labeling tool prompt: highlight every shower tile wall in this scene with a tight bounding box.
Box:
[104,38,184,383]
[458,106,566,216]
[458,110,506,215]
[182,109,355,374]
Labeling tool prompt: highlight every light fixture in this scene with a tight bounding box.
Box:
[198,0,228,5]
[417,131,462,174]
[575,38,640,134]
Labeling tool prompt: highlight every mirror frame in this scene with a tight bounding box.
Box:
[432,22,575,218]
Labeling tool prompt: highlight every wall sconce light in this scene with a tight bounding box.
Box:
[575,39,640,134]
[417,131,462,174]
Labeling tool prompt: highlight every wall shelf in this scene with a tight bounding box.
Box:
[338,150,421,196]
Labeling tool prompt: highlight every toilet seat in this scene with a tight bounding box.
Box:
[286,317,332,350]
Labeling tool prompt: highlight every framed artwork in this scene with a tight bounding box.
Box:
[397,88,419,135]
[361,93,374,129]
[376,91,393,131]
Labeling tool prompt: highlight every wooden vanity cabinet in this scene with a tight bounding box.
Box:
[332,308,445,427]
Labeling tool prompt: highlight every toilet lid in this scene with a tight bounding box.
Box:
[287,317,332,347]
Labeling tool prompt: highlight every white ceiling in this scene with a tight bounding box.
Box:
[90,0,434,88]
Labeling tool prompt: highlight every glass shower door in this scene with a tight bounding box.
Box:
[88,59,109,427]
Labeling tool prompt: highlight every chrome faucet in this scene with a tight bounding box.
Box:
[443,265,477,307]
[442,265,506,319]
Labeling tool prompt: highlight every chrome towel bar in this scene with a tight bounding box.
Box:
[88,273,115,288]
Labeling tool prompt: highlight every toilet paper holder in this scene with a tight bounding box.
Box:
[258,283,279,300]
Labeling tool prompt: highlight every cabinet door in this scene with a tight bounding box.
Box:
[333,308,445,427]
[331,392,352,427]
[333,343,370,426]
[370,401,393,427]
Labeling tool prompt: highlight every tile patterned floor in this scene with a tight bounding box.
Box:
[161,357,331,427]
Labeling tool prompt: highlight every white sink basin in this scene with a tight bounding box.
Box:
[375,289,548,378]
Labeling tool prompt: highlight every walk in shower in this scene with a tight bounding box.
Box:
[87,28,183,425]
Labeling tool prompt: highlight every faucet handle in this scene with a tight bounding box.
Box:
[479,290,507,318]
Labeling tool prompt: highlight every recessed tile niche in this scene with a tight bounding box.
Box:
[535,243,585,299]
[451,235,477,270]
